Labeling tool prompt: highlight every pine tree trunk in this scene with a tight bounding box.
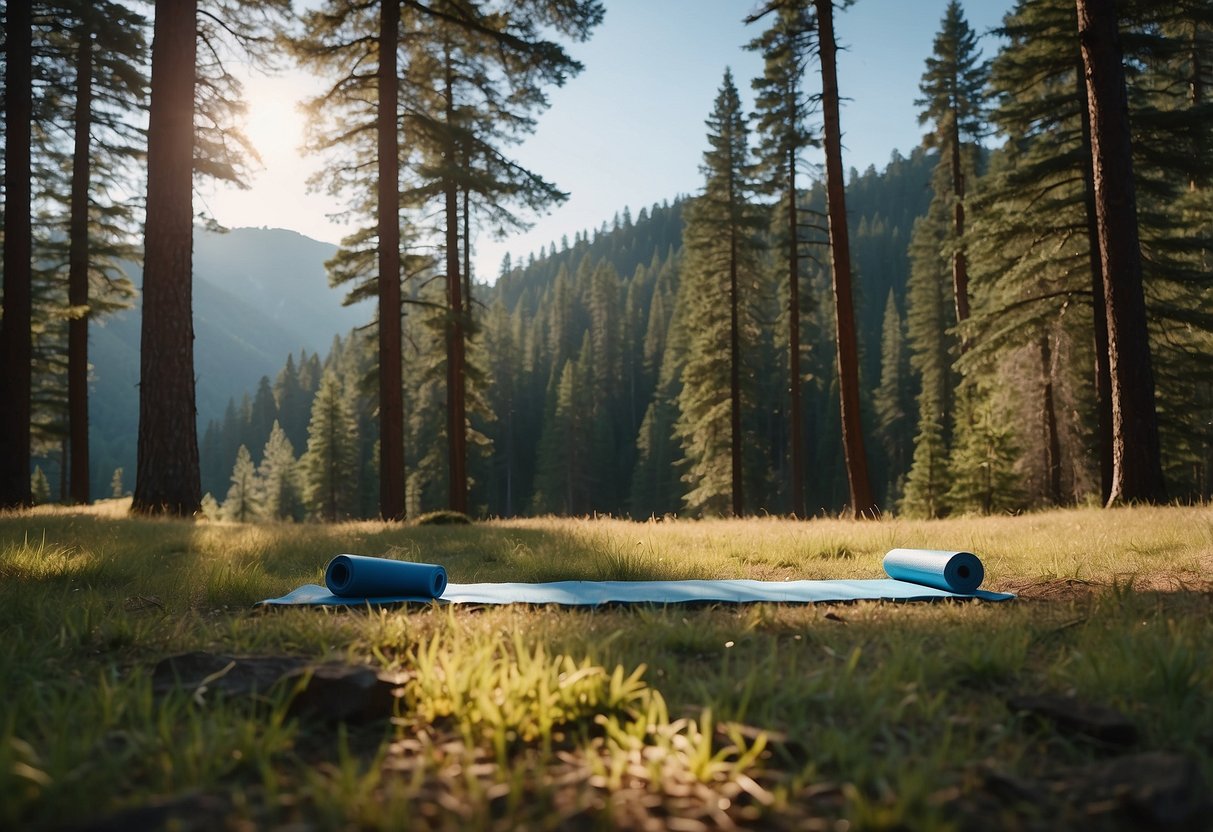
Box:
[815,0,878,518]
[443,53,468,514]
[132,0,202,516]
[0,0,33,508]
[462,184,473,317]
[1190,20,1203,193]
[949,117,970,338]
[1076,62,1114,504]
[377,0,405,521]
[68,22,94,505]
[729,174,744,517]
[1076,0,1165,505]
[787,153,805,517]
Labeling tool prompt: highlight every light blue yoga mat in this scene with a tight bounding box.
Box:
[257,549,1013,607]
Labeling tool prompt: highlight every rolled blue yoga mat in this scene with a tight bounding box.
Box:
[882,549,984,594]
[324,554,447,599]
[258,548,1011,607]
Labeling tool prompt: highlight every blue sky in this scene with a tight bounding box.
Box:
[202,0,1013,281]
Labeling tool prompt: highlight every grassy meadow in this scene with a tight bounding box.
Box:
[1,503,1211,830]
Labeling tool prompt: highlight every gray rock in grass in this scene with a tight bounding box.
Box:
[150,652,405,721]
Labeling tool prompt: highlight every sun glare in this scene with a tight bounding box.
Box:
[241,75,307,169]
[200,69,342,244]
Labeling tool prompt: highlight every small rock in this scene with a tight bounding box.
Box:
[283,663,406,722]
[1007,693,1139,746]
[151,652,307,699]
[151,652,407,721]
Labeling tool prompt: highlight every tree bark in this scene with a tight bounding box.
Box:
[377,0,405,520]
[443,50,468,514]
[68,19,95,505]
[815,0,878,517]
[1190,20,1203,192]
[1076,0,1165,505]
[724,105,744,519]
[787,151,805,517]
[132,0,202,516]
[729,183,744,518]
[0,0,33,508]
[1076,60,1114,504]
[462,183,472,317]
[949,115,970,341]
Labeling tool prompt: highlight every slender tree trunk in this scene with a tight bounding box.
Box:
[1076,61,1114,504]
[462,184,472,317]
[1190,20,1203,193]
[949,117,970,340]
[1041,333,1062,504]
[815,0,878,518]
[68,21,95,505]
[377,0,405,520]
[729,168,744,517]
[132,0,202,516]
[0,0,33,508]
[787,153,805,517]
[443,52,468,514]
[1076,0,1165,505]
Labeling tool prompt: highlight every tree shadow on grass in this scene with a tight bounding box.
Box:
[350,524,719,584]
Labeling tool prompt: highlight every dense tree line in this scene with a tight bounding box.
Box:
[5,1,1211,519]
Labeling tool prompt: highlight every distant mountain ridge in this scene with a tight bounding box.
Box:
[84,227,369,497]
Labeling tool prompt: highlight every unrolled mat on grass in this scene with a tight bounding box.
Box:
[257,549,1013,607]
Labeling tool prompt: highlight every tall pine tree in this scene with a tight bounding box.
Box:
[302,366,361,521]
[1077,0,1164,504]
[814,0,877,517]
[674,70,764,516]
[133,0,289,515]
[747,0,817,516]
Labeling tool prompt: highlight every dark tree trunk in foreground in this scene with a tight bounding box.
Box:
[0,0,33,508]
[445,178,468,514]
[443,53,468,514]
[815,0,878,517]
[1076,0,1165,505]
[377,0,405,520]
[787,154,805,517]
[1076,62,1114,504]
[133,0,202,516]
[68,20,95,505]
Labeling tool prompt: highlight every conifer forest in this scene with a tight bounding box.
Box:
[1,0,1211,521]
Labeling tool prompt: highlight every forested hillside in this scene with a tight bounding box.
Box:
[200,149,937,518]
